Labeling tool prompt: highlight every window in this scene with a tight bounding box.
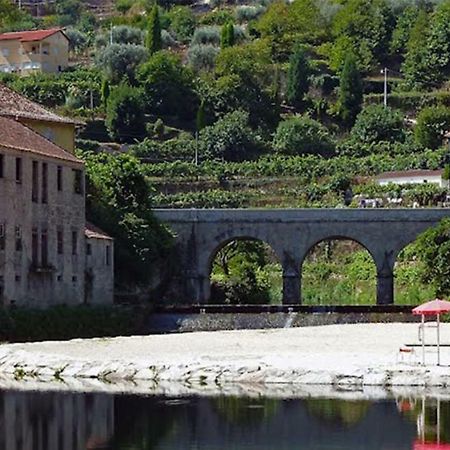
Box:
[106,245,111,266]
[15,226,22,252]
[0,224,5,251]
[41,229,48,266]
[86,243,92,256]
[32,161,38,202]
[0,154,4,178]
[57,228,63,255]
[73,169,83,195]
[71,231,77,255]
[32,228,38,265]
[42,162,48,204]
[2,48,9,57]
[15,157,22,184]
[57,166,63,191]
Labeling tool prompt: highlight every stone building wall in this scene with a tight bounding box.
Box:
[0,144,86,306]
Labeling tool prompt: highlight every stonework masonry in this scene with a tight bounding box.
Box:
[0,86,113,307]
[154,208,450,305]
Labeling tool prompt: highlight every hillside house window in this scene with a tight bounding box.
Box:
[15,158,22,184]
[86,243,92,256]
[0,224,5,251]
[32,228,38,265]
[57,228,63,255]
[57,166,63,191]
[73,169,83,195]
[32,161,38,202]
[71,231,78,255]
[41,229,48,266]
[15,226,22,252]
[0,154,4,178]
[42,162,48,204]
[2,49,9,57]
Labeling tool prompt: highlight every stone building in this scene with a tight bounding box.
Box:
[0,84,114,307]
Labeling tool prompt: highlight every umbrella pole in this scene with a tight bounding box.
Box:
[422,314,425,366]
[437,313,440,366]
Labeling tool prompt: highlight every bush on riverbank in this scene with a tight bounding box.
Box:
[0,305,147,342]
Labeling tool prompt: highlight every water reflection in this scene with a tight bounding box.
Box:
[0,389,448,449]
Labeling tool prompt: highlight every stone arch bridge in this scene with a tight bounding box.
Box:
[153,209,450,305]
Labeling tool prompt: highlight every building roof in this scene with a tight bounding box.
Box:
[377,169,443,179]
[0,84,82,125]
[0,28,68,43]
[0,117,82,165]
[85,223,113,240]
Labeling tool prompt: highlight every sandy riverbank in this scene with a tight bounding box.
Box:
[0,323,449,387]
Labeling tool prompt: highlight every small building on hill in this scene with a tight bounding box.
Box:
[376,169,449,188]
[0,28,69,76]
[0,85,113,307]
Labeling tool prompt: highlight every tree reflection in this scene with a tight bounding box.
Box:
[305,399,370,428]
[213,396,280,427]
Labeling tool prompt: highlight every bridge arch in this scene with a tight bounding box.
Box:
[207,236,283,304]
[300,236,377,305]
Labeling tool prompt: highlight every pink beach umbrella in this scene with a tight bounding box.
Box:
[412,299,450,366]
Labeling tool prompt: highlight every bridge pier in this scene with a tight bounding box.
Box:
[282,271,301,304]
[376,274,394,305]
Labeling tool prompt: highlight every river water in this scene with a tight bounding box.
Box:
[0,388,448,449]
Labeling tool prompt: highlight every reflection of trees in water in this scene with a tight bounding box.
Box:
[109,396,185,450]
[213,396,280,427]
[305,399,371,428]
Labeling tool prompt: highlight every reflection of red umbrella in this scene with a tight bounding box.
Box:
[412,299,450,366]
[414,441,450,449]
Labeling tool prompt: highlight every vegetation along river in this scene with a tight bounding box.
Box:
[0,388,449,449]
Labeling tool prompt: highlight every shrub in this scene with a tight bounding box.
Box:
[161,29,177,48]
[106,84,146,142]
[112,25,144,45]
[167,5,196,42]
[191,26,221,45]
[273,116,335,156]
[235,5,265,23]
[199,110,265,161]
[415,106,450,149]
[187,44,219,72]
[351,104,406,144]
[96,44,148,83]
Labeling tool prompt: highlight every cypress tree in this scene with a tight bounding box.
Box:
[221,22,235,49]
[286,45,310,108]
[146,5,162,54]
[101,78,110,109]
[196,101,206,132]
[338,53,363,127]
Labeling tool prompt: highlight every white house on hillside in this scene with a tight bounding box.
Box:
[376,170,449,188]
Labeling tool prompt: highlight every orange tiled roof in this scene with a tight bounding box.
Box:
[0,116,82,165]
[0,28,68,42]
[85,222,113,240]
[0,84,82,125]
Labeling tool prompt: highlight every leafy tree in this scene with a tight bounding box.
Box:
[401,9,429,87]
[138,50,198,120]
[199,110,265,161]
[272,116,335,156]
[187,44,219,72]
[390,5,419,56]
[0,0,32,31]
[65,28,88,54]
[351,105,405,144]
[338,53,363,127]
[415,106,450,150]
[331,0,394,71]
[415,219,450,296]
[96,44,148,83]
[221,22,235,49]
[196,101,207,132]
[167,6,196,42]
[111,25,144,45]
[147,5,162,54]
[81,151,173,286]
[55,0,83,25]
[106,84,146,143]
[286,45,310,108]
